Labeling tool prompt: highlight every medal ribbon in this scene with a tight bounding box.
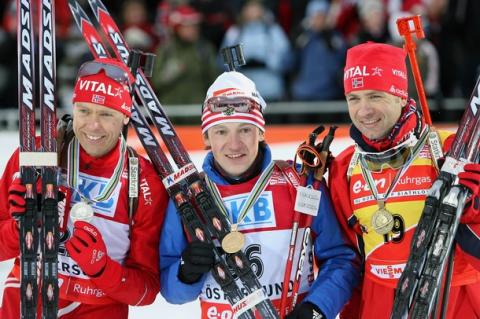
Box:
[205,161,275,226]
[358,127,430,203]
[67,136,127,203]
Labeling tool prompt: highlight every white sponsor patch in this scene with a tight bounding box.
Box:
[232,289,266,318]
[370,263,405,279]
[162,163,196,188]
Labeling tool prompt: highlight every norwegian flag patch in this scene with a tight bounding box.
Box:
[92,94,106,104]
[352,77,364,89]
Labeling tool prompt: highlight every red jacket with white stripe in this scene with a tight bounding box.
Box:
[0,139,167,318]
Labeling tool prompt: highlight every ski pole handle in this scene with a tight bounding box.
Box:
[221,44,246,72]
[397,15,432,125]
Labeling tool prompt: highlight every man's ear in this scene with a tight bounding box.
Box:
[259,130,265,142]
[400,98,408,107]
[202,132,211,147]
[123,116,130,125]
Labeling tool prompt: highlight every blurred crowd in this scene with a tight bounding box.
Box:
[1,0,479,110]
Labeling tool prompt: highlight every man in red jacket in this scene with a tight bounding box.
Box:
[0,58,168,318]
[329,42,480,318]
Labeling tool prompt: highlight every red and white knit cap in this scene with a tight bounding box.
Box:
[344,42,408,98]
[201,71,267,133]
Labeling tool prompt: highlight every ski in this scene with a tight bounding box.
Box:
[85,1,279,317]
[68,1,278,317]
[38,0,60,318]
[18,0,40,317]
[17,0,59,318]
[129,102,257,319]
[392,77,480,319]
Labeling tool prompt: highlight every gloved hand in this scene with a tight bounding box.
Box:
[8,177,27,218]
[286,302,324,319]
[66,221,108,277]
[178,241,215,284]
[459,163,480,223]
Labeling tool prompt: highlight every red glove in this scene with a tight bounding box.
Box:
[8,177,26,218]
[459,163,480,223]
[66,221,108,277]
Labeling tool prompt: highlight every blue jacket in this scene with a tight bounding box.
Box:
[159,146,360,318]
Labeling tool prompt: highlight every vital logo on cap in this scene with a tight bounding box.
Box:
[344,42,408,99]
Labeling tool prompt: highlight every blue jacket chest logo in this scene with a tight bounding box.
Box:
[223,191,276,230]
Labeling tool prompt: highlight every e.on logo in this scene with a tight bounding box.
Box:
[206,306,233,319]
[352,178,386,194]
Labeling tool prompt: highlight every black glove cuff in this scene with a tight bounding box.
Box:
[177,259,203,284]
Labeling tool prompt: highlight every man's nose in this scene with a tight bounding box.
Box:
[357,99,374,116]
[228,133,242,149]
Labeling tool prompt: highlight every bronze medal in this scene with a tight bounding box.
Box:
[371,207,394,235]
[221,230,245,254]
[70,201,94,223]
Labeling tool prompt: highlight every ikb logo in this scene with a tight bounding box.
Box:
[222,191,276,230]
[71,174,120,217]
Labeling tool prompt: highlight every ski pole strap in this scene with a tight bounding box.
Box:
[67,136,126,202]
[205,161,275,224]
[274,160,303,188]
[296,143,323,177]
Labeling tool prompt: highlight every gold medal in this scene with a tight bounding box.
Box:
[70,201,94,223]
[221,224,245,253]
[371,207,394,235]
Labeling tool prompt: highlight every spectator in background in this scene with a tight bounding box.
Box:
[220,0,291,101]
[151,5,218,105]
[0,1,16,109]
[260,0,311,40]
[190,0,236,50]
[121,0,159,52]
[440,0,480,97]
[388,12,440,99]
[290,0,346,101]
[351,0,390,45]
[154,0,189,45]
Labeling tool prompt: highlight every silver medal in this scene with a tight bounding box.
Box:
[70,202,94,223]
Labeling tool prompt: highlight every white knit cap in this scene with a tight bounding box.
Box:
[201,71,267,133]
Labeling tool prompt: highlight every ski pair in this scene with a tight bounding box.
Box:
[17,0,59,318]
[68,0,279,317]
[391,77,480,319]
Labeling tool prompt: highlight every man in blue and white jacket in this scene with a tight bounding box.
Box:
[159,71,359,319]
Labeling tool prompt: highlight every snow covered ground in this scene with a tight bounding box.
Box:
[0,129,353,318]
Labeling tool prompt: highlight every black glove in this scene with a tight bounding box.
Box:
[178,241,215,284]
[286,302,324,319]
[8,177,26,219]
